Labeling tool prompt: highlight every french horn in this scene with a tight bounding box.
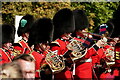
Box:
[67,38,87,61]
[105,46,115,66]
[45,50,65,73]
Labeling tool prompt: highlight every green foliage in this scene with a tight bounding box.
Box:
[2,2,120,32]
[71,2,120,32]
[2,2,71,24]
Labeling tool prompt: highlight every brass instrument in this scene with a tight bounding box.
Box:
[105,46,115,66]
[45,50,65,73]
[82,32,114,41]
[67,37,87,61]
[101,46,115,73]
[37,43,65,73]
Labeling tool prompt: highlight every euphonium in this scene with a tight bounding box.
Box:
[67,37,87,61]
[45,50,65,73]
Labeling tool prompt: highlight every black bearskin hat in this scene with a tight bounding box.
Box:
[110,5,120,38]
[73,9,89,31]
[17,14,34,37]
[53,8,75,40]
[28,18,54,47]
[113,5,120,19]
[105,20,114,37]
[2,24,15,44]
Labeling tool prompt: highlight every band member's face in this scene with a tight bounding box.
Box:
[22,32,29,41]
[41,43,50,51]
[113,37,120,43]
[61,33,72,40]
[17,59,35,79]
[80,29,92,38]
[3,43,12,49]
[104,31,109,37]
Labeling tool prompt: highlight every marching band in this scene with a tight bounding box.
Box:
[0,6,120,80]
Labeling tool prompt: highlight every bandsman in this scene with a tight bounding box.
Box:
[28,17,54,79]
[14,14,35,54]
[50,8,75,80]
[92,22,115,79]
[72,9,110,80]
[108,5,120,79]
[72,9,94,80]
[0,24,15,64]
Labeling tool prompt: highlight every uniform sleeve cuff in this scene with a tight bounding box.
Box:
[93,44,99,51]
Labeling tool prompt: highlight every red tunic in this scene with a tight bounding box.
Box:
[91,47,106,79]
[30,51,45,78]
[74,44,99,79]
[92,48,105,67]
[18,40,31,54]
[0,42,26,65]
[0,46,23,64]
[0,48,12,64]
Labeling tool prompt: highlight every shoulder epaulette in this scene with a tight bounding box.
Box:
[18,40,31,52]
[0,48,12,62]
[13,43,22,47]
[51,40,60,47]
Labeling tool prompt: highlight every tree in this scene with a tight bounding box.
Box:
[2,2,120,32]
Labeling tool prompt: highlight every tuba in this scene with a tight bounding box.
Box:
[67,37,87,61]
[45,50,65,73]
